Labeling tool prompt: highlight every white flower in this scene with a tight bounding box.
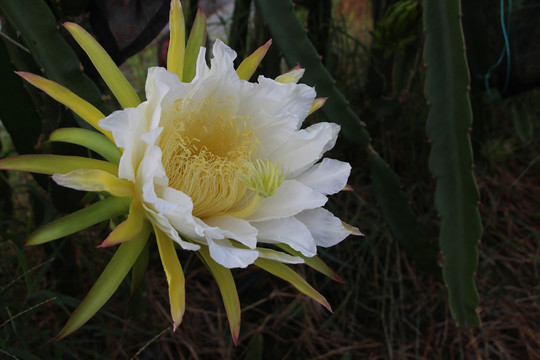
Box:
[97,40,355,269]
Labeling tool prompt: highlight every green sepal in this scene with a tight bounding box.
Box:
[48,128,121,164]
[276,244,343,283]
[130,241,149,299]
[51,221,151,341]
[254,258,331,312]
[25,197,130,246]
[183,8,207,83]
[197,246,241,345]
[0,154,119,176]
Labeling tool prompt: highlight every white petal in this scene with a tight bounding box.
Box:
[210,39,238,74]
[257,248,304,264]
[144,205,200,251]
[268,122,340,176]
[204,215,258,249]
[207,237,259,268]
[295,158,351,195]
[295,208,353,248]
[99,106,147,181]
[243,76,315,128]
[252,216,317,257]
[248,180,327,222]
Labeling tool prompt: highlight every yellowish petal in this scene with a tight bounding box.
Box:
[52,169,134,197]
[167,0,186,80]
[254,258,332,312]
[0,155,118,176]
[63,22,140,109]
[99,203,145,247]
[275,67,305,83]
[236,40,272,81]
[309,97,328,115]
[17,72,113,141]
[154,226,186,331]
[197,246,241,344]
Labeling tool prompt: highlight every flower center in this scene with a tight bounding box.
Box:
[159,97,257,218]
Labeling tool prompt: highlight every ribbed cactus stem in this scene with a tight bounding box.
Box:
[424,0,482,326]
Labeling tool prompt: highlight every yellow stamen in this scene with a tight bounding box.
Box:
[159,97,257,218]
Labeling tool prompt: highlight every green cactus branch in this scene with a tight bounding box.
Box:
[424,0,482,326]
[256,0,440,277]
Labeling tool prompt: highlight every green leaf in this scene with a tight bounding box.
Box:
[0,154,119,176]
[424,0,482,326]
[48,128,121,164]
[26,196,130,246]
[51,221,150,340]
[197,246,241,344]
[254,258,331,312]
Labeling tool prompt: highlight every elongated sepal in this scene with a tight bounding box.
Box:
[130,242,149,299]
[50,222,151,341]
[63,22,140,109]
[197,246,241,344]
[48,128,121,164]
[16,72,112,141]
[25,197,130,246]
[98,204,145,247]
[342,222,362,236]
[276,244,343,283]
[183,8,207,82]
[52,169,134,197]
[308,97,328,115]
[275,67,305,83]
[168,0,186,80]
[0,155,118,176]
[254,258,332,312]
[155,227,186,331]
[236,40,272,81]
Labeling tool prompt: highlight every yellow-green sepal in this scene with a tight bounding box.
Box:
[154,227,186,331]
[308,97,328,115]
[25,197,130,246]
[51,221,151,341]
[254,258,332,312]
[98,204,144,247]
[167,0,186,80]
[48,128,121,164]
[183,8,207,82]
[63,22,140,109]
[275,244,343,283]
[236,40,272,81]
[197,246,241,344]
[16,72,113,141]
[0,155,119,176]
